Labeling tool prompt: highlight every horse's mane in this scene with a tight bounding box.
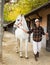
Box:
[21,15,29,31]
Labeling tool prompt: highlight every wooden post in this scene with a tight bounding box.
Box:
[0,0,4,62]
[46,14,50,51]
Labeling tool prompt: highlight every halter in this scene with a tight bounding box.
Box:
[14,15,29,31]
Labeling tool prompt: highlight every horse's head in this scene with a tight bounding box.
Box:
[13,15,29,31]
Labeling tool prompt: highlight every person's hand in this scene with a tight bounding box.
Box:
[46,33,48,36]
[46,33,49,40]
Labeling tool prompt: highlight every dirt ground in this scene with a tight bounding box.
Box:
[1,31,50,65]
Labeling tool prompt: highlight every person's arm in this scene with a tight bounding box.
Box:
[21,28,33,34]
[42,27,49,39]
[42,28,45,35]
[27,29,33,34]
[42,28,48,35]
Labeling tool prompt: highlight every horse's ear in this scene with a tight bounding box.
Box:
[21,14,23,16]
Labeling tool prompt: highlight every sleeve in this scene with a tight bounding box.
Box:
[27,29,33,34]
[42,27,45,35]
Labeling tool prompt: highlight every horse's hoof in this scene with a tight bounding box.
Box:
[25,57,29,59]
[20,56,23,58]
[16,51,19,53]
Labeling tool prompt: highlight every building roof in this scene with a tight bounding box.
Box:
[25,1,50,17]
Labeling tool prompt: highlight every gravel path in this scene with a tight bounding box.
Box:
[2,31,50,65]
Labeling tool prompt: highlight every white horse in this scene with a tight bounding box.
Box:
[13,15,29,58]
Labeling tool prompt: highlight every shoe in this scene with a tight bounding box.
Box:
[34,54,38,61]
[37,52,39,58]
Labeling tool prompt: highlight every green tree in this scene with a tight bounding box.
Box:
[4,0,48,22]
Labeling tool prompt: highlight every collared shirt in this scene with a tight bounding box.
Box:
[27,26,45,42]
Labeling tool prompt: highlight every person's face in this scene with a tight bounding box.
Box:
[35,21,40,27]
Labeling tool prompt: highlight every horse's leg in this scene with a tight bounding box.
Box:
[16,38,20,53]
[25,39,28,59]
[20,38,23,58]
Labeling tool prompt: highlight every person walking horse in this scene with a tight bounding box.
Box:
[21,19,48,61]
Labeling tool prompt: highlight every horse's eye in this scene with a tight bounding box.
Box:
[17,19,20,21]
